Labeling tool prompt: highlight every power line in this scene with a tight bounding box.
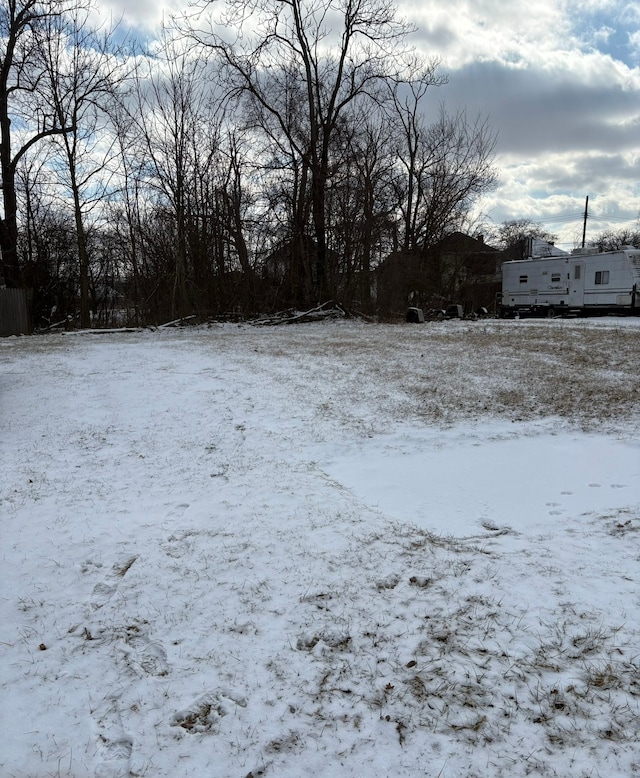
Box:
[541,211,637,225]
[541,212,585,224]
[594,213,639,223]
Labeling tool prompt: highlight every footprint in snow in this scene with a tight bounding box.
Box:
[121,633,169,677]
[166,502,190,519]
[81,558,104,574]
[92,703,133,778]
[172,690,247,734]
[94,735,133,778]
[480,520,514,535]
[91,582,117,610]
[89,556,138,609]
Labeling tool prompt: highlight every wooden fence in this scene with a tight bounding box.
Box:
[0,288,32,336]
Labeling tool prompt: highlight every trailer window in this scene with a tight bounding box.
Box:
[595,270,610,285]
[574,266,581,280]
[519,275,528,284]
[551,273,561,282]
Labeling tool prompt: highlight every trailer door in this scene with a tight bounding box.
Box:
[569,261,585,307]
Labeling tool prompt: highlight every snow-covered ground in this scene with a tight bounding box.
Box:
[1,318,639,778]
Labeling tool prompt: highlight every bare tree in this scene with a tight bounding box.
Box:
[592,227,640,251]
[390,93,498,252]
[15,151,72,324]
[185,0,424,305]
[326,109,397,309]
[42,3,127,326]
[493,218,557,256]
[218,130,258,312]
[387,66,447,251]
[242,61,315,308]
[420,107,497,244]
[107,95,147,324]
[134,40,215,318]
[17,158,91,328]
[129,33,249,321]
[0,0,76,287]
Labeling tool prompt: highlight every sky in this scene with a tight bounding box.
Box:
[98,0,640,249]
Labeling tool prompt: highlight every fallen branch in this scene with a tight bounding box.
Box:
[62,327,143,335]
[40,316,73,331]
[250,301,346,326]
[158,315,197,328]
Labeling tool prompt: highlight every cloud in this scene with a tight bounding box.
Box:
[95,0,184,36]
[402,0,640,232]
[406,0,573,68]
[480,146,639,245]
[439,59,639,154]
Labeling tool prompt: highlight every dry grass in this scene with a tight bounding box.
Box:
[285,519,640,761]
[241,318,640,436]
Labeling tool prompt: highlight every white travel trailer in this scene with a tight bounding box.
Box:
[500,246,640,317]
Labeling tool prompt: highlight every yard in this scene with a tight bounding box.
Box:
[1,317,639,777]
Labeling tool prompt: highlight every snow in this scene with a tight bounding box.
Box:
[323,425,639,536]
[1,318,639,778]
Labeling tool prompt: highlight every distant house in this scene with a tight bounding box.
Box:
[375,248,431,315]
[376,232,501,315]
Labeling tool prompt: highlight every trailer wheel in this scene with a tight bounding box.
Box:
[546,307,555,319]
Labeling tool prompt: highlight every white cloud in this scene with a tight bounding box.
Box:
[399,0,640,234]
[95,0,183,36]
[630,29,640,63]
[406,0,573,68]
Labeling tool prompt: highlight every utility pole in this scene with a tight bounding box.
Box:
[581,195,589,248]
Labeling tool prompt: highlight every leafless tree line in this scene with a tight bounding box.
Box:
[1,0,499,327]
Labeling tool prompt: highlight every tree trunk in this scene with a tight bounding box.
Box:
[0,95,21,287]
